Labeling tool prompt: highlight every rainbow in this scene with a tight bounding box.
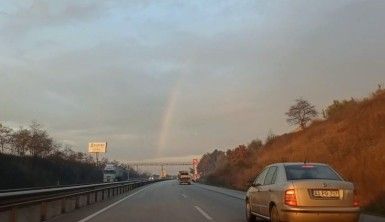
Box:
[157,78,182,156]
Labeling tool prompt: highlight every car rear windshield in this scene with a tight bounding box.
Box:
[284,165,341,181]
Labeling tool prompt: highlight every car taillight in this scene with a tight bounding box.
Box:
[353,190,359,207]
[284,189,297,207]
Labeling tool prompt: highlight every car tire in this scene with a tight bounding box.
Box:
[270,205,280,222]
[245,200,256,222]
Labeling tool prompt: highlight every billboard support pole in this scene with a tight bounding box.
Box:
[95,152,99,166]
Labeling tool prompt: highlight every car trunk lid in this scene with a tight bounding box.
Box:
[292,180,355,207]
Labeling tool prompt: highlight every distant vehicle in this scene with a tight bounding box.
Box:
[148,176,155,181]
[178,171,191,185]
[103,164,128,183]
[245,162,360,222]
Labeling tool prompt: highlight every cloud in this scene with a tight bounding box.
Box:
[1,1,106,28]
[1,0,385,164]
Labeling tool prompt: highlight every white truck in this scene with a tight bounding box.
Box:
[103,164,127,182]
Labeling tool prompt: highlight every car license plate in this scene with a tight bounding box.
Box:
[312,190,339,198]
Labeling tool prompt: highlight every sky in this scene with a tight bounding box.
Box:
[1,0,384,167]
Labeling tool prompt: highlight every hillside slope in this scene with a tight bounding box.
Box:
[200,89,385,213]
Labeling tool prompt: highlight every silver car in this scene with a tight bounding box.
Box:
[245,162,360,222]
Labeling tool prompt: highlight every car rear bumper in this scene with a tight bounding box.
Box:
[280,207,360,222]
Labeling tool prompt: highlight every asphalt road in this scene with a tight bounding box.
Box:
[50,180,245,222]
[49,180,385,222]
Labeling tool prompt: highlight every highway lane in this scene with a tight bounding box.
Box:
[49,180,245,222]
[49,180,385,222]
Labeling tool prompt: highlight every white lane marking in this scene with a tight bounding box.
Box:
[194,206,213,221]
[78,186,150,222]
[181,194,187,198]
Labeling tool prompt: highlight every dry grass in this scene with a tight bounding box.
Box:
[208,89,385,213]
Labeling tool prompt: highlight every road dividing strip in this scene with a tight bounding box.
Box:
[194,206,213,221]
[78,186,150,222]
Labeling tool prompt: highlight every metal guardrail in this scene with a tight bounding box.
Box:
[0,180,146,193]
[0,179,146,194]
[0,179,163,222]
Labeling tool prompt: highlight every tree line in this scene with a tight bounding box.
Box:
[0,122,92,161]
[0,121,147,188]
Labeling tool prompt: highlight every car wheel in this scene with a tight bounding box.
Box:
[245,200,256,222]
[270,205,280,222]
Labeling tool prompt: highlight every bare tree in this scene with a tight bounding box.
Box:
[11,128,31,156]
[0,124,13,153]
[286,98,318,130]
[197,149,226,176]
[247,139,263,152]
[265,130,277,144]
[28,122,53,157]
[63,145,76,160]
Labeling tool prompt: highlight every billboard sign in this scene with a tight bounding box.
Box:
[88,142,107,153]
